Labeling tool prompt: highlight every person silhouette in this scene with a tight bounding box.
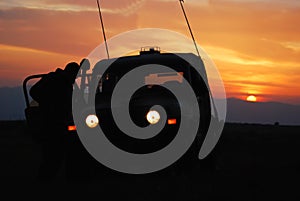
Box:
[30,61,80,182]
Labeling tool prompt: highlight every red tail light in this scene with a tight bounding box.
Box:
[167,119,177,125]
[68,125,76,131]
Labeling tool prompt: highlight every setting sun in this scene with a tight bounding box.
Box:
[246,95,257,102]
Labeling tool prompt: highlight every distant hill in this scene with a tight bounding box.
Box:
[226,98,300,126]
[0,87,299,125]
[0,86,26,120]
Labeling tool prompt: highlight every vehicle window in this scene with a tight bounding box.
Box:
[98,73,118,93]
[145,72,183,85]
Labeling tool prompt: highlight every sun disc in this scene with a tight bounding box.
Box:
[246,95,257,102]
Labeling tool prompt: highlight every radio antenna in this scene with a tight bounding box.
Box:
[97,0,110,59]
[179,0,200,58]
[179,0,220,123]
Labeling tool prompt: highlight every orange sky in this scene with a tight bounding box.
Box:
[1,0,300,104]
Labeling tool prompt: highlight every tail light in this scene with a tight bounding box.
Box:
[167,119,177,125]
[68,125,76,131]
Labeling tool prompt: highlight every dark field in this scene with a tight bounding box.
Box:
[0,121,299,200]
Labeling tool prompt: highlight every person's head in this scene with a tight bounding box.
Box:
[80,58,90,71]
[64,62,80,84]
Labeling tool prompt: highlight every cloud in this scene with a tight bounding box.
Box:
[0,0,95,11]
[203,45,300,68]
[157,0,209,6]
[0,0,300,105]
[0,6,141,57]
[0,0,147,15]
[0,8,98,56]
[0,44,82,86]
[281,42,300,52]
[212,0,300,7]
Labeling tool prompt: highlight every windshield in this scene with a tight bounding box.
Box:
[97,71,185,94]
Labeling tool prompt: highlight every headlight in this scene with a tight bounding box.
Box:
[146,110,160,125]
[85,114,99,128]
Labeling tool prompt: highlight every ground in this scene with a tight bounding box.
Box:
[0,121,299,200]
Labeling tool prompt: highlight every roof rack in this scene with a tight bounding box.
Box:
[140,46,161,55]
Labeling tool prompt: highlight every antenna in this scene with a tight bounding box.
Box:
[97,0,110,59]
[179,0,200,58]
[179,0,220,132]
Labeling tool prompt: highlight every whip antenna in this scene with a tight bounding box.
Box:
[179,0,200,57]
[97,0,110,59]
[179,0,220,121]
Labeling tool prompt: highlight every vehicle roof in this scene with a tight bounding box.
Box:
[92,52,208,82]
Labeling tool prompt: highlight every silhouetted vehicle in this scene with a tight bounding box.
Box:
[74,47,213,176]
[23,47,213,180]
[23,62,82,181]
[23,70,79,141]
[23,73,46,141]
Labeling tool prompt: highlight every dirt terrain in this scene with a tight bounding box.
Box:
[0,121,299,200]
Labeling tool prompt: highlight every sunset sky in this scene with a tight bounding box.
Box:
[1,0,300,104]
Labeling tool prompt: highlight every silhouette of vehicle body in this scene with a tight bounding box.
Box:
[23,48,214,182]
[72,48,214,177]
[93,49,211,154]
